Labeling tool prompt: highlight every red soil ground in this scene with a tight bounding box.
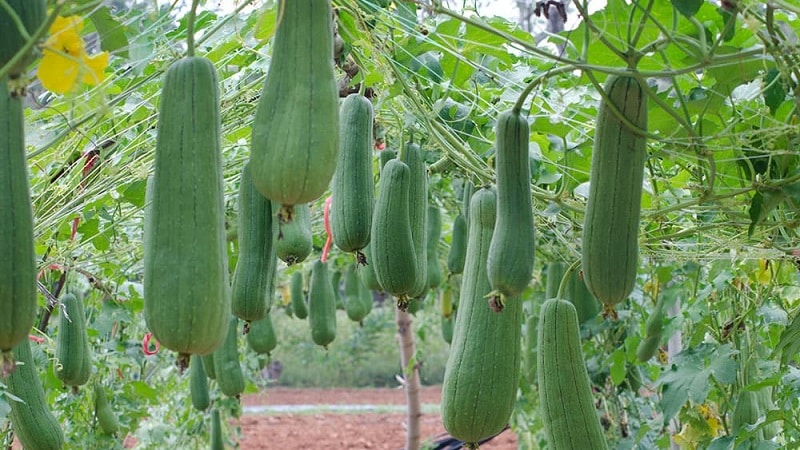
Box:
[237,386,517,449]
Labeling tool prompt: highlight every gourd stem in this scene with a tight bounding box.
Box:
[186,0,201,57]
[512,65,574,114]
[556,258,581,300]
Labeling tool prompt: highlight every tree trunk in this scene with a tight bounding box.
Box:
[397,308,421,450]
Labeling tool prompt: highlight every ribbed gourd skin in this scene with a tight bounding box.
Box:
[213,317,245,398]
[290,271,308,319]
[441,188,522,445]
[144,57,229,356]
[231,163,277,322]
[0,79,36,355]
[309,260,337,347]
[581,75,648,308]
[538,298,608,450]
[6,339,65,450]
[189,355,210,411]
[447,213,467,275]
[276,203,313,265]
[249,0,339,207]
[247,313,277,355]
[426,206,443,288]
[371,159,418,298]
[0,0,46,77]
[55,293,92,386]
[331,94,375,254]
[402,143,428,298]
[487,110,535,298]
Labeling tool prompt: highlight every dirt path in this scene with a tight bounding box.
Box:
[238,386,518,449]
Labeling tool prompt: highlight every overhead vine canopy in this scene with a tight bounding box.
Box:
[18,0,800,284]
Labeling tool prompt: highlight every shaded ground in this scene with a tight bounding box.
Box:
[238,386,517,449]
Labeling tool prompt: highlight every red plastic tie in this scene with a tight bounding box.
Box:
[142,332,160,355]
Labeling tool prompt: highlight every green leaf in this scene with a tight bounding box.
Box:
[748,191,763,238]
[658,343,738,421]
[671,0,704,18]
[706,436,734,450]
[776,311,800,365]
[90,6,130,58]
[609,348,627,386]
[763,68,787,116]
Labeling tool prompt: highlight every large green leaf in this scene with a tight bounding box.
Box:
[658,343,738,421]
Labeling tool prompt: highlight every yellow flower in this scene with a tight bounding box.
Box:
[37,16,109,94]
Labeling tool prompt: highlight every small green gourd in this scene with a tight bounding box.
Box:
[189,356,210,411]
[290,271,308,319]
[344,265,369,323]
[446,214,467,275]
[93,383,120,434]
[426,206,443,289]
[247,313,278,356]
[210,408,224,450]
[276,203,313,265]
[55,292,91,387]
[213,317,245,398]
[309,260,337,348]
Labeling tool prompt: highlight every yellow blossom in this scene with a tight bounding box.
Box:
[37,16,109,94]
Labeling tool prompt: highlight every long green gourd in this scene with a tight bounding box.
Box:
[276,203,313,265]
[487,110,535,302]
[403,143,429,299]
[210,409,224,450]
[144,57,229,364]
[290,271,308,319]
[249,0,339,218]
[213,317,245,398]
[426,206,443,289]
[538,298,607,450]
[441,188,522,446]
[446,213,467,275]
[582,75,648,311]
[567,270,600,324]
[309,260,337,348]
[231,163,277,323]
[370,159,418,308]
[55,292,92,387]
[0,78,36,374]
[6,339,64,449]
[0,0,46,78]
[189,355,210,411]
[331,94,375,259]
